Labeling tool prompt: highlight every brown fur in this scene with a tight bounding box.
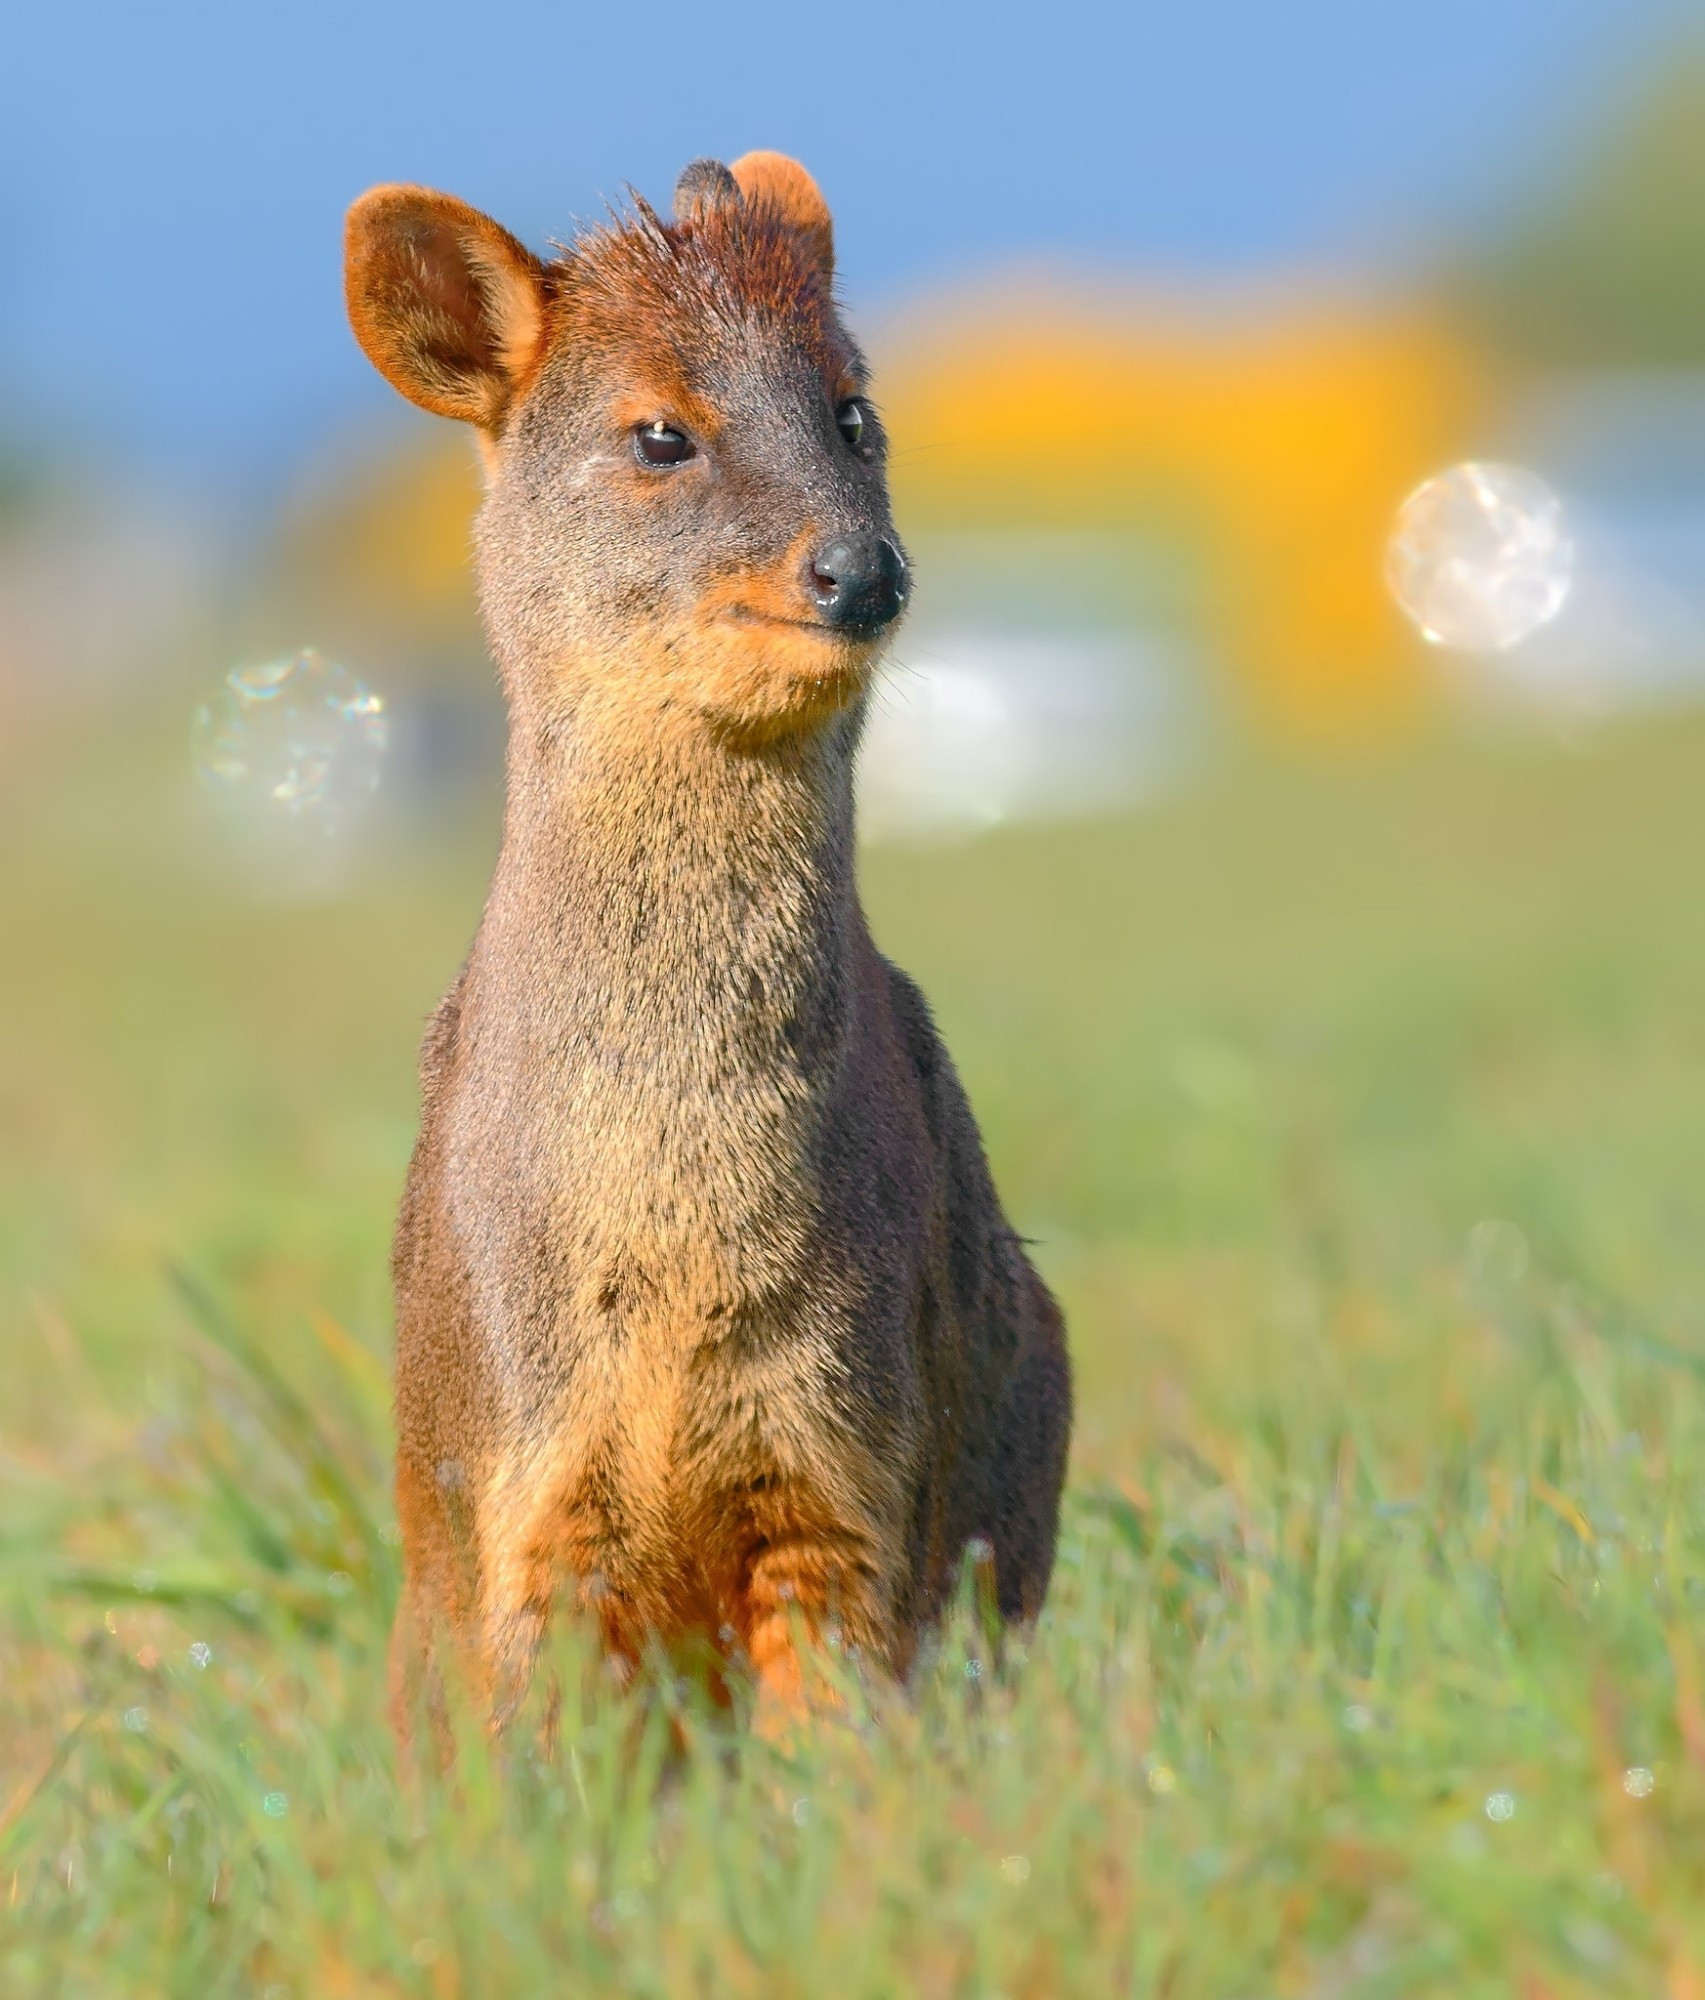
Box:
[344,153,1071,1738]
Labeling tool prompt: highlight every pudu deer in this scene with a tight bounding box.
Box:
[344,151,1071,1738]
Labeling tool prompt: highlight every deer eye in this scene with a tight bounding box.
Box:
[634,421,693,468]
[836,399,866,448]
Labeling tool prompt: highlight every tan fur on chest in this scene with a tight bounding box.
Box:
[479,1269,887,1662]
[446,960,902,1661]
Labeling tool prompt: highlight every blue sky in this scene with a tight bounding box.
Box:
[1,0,1694,484]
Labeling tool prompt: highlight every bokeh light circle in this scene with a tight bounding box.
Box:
[191,648,388,830]
[1386,462,1573,652]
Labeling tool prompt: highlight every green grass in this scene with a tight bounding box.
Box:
[5,710,1705,1996]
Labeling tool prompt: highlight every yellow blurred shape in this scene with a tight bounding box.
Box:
[879,287,1487,737]
[265,437,486,675]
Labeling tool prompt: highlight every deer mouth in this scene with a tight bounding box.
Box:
[720,606,875,641]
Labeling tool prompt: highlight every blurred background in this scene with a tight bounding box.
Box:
[7,2,1705,823]
[5,0,1705,1439]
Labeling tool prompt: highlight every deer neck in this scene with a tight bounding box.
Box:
[475,691,867,1091]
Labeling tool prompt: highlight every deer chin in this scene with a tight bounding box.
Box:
[684,614,882,745]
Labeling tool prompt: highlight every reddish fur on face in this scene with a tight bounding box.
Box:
[660,528,879,744]
[349,154,1071,1753]
[527,188,857,465]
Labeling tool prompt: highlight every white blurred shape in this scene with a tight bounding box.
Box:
[191,648,388,833]
[1387,462,1573,652]
[859,630,1180,843]
[1481,374,1705,723]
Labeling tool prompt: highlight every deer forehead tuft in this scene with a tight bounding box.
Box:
[543,194,855,391]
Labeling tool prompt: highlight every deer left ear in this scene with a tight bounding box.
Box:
[729,151,834,281]
[344,185,548,429]
[674,157,743,227]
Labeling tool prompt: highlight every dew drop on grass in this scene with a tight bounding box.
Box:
[187,1642,212,1670]
[999,1855,1031,1884]
[1485,1791,1516,1822]
[1623,1765,1656,1798]
[1468,1218,1530,1286]
[121,1706,148,1734]
[791,1797,810,1828]
[1386,463,1573,652]
[326,1570,353,1596]
[1342,1703,1374,1733]
[1146,1763,1178,1797]
[1563,1916,1621,1970]
[190,648,388,832]
[262,1792,289,1818]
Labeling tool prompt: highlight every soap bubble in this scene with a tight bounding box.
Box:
[191,648,388,830]
[1387,463,1573,651]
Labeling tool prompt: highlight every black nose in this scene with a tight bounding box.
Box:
[809,533,907,632]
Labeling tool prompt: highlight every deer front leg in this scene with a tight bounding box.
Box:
[739,1521,896,1723]
[392,1443,571,1753]
[389,1451,496,1762]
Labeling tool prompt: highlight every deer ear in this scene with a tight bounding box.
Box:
[729,152,834,280]
[674,157,743,227]
[344,185,548,427]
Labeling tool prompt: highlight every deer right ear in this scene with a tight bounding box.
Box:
[344,186,548,428]
[729,152,834,281]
